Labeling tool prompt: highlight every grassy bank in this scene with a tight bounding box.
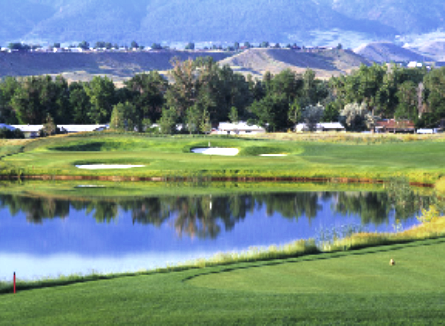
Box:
[0,179,393,200]
[0,237,444,324]
[1,132,445,184]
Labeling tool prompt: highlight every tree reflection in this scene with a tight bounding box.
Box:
[0,182,438,238]
[0,194,69,223]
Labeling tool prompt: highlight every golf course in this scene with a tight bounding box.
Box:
[1,132,445,184]
[1,132,445,324]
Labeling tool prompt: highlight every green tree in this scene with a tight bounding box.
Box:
[395,81,418,120]
[185,105,201,134]
[69,82,92,124]
[228,106,239,123]
[84,76,116,124]
[339,102,369,131]
[110,103,126,130]
[125,71,168,131]
[200,109,212,134]
[42,114,56,136]
[78,41,90,50]
[302,104,324,131]
[131,41,139,49]
[159,107,178,134]
[288,100,301,126]
[322,102,340,122]
[185,42,195,50]
[0,77,20,124]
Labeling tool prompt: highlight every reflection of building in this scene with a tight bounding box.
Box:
[295,122,345,132]
[217,122,266,135]
[12,125,108,138]
[374,120,415,133]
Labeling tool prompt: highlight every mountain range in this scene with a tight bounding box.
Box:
[2,0,445,47]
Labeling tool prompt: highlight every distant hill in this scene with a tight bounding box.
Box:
[218,48,371,79]
[354,42,431,63]
[0,0,420,46]
[0,49,373,82]
[415,41,445,61]
[327,0,445,35]
[0,51,232,82]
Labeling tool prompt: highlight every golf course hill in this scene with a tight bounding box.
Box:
[218,48,372,79]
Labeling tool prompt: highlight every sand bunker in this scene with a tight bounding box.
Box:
[76,164,145,170]
[191,148,239,156]
[259,154,288,157]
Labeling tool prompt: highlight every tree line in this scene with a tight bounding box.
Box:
[1,58,445,136]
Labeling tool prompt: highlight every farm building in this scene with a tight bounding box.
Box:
[374,120,415,133]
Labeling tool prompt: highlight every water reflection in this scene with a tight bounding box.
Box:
[0,188,434,239]
[0,182,437,279]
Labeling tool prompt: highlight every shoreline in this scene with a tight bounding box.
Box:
[0,173,435,188]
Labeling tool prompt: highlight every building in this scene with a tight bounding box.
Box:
[11,125,108,138]
[217,122,266,135]
[296,122,345,132]
[374,119,415,133]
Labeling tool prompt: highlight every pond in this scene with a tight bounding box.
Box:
[0,181,434,280]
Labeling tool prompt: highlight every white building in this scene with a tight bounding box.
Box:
[217,122,266,135]
[407,61,423,68]
[11,124,108,138]
[296,122,345,132]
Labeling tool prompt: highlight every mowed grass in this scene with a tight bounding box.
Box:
[1,133,445,182]
[1,239,444,325]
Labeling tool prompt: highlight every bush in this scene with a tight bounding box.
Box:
[0,127,24,139]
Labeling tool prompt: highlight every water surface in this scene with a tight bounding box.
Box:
[0,183,432,280]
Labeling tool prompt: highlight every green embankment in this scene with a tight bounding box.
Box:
[1,133,444,185]
[0,239,444,325]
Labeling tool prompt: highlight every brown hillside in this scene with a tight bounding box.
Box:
[218,48,371,79]
[354,42,431,63]
[0,51,233,81]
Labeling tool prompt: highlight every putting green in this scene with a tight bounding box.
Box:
[188,241,445,294]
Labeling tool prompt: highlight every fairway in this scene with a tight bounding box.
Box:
[1,240,444,325]
[1,133,445,183]
[189,241,445,294]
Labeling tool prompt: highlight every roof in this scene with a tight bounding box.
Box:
[296,122,345,130]
[12,125,43,132]
[59,125,107,132]
[375,119,415,129]
[0,123,17,131]
[12,125,107,133]
[218,121,265,131]
[318,122,345,129]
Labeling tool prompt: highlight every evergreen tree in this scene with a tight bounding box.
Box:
[110,103,126,130]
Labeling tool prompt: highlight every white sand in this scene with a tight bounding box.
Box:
[75,185,106,188]
[191,148,239,156]
[259,154,288,157]
[75,164,145,170]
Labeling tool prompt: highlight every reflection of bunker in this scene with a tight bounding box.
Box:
[191,148,239,156]
[76,165,145,170]
[260,154,288,157]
